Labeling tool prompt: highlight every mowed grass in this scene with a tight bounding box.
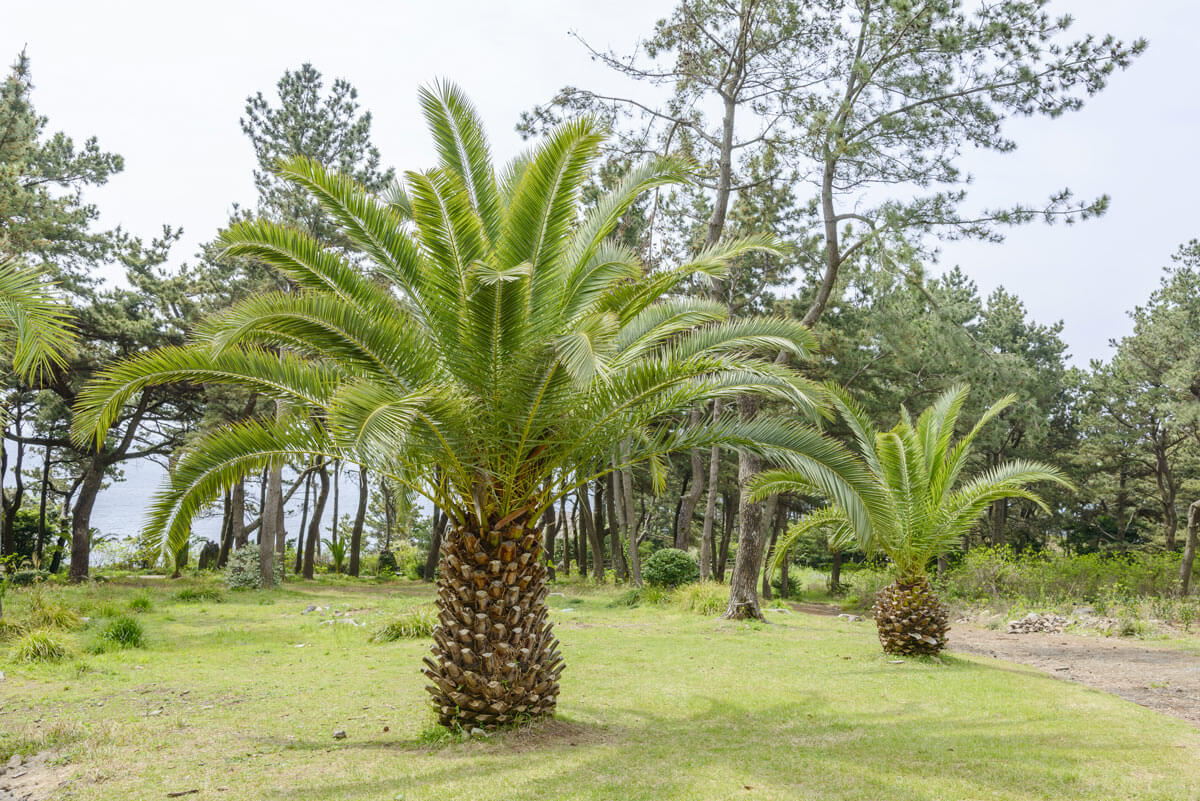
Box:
[1,577,1198,801]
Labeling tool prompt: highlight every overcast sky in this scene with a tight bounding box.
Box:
[6,1,1193,366]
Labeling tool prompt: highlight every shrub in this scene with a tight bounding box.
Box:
[95,616,145,650]
[608,588,642,608]
[673,581,728,615]
[9,569,50,586]
[127,594,153,613]
[370,607,438,642]
[174,586,224,603]
[9,629,71,663]
[376,549,399,576]
[641,548,699,588]
[92,601,125,619]
[606,585,669,609]
[225,545,284,590]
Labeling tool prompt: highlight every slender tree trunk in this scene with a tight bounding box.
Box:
[606,472,627,580]
[36,445,51,565]
[217,489,234,568]
[990,498,1008,548]
[68,460,105,582]
[829,549,844,594]
[424,506,448,581]
[591,480,607,580]
[331,460,340,545]
[724,396,768,620]
[296,471,312,574]
[1179,500,1200,596]
[232,480,247,549]
[578,484,603,581]
[559,494,571,577]
[761,506,783,600]
[348,467,368,576]
[675,410,706,550]
[617,454,642,586]
[699,404,723,579]
[542,501,558,582]
[303,464,329,580]
[260,462,283,588]
[717,491,735,581]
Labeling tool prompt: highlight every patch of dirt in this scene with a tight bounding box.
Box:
[948,625,1200,728]
[476,718,617,753]
[0,751,67,801]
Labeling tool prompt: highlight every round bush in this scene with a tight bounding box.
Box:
[642,548,700,588]
[376,549,399,576]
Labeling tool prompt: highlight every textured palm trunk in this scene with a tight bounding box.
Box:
[423,517,563,729]
[872,576,949,656]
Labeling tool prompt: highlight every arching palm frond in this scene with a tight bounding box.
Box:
[0,255,75,381]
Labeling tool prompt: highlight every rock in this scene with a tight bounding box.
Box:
[6,754,20,769]
[303,605,317,614]
[837,614,862,622]
[1006,612,1069,634]
[468,727,488,738]
[332,729,347,740]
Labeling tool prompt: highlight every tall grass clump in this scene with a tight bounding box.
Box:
[9,629,72,663]
[93,615,145,651]
[174,586,224,603]
[673,581,729,615]
[370,606,438,642]
[127,593,153,613]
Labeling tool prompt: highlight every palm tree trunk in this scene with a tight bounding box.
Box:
[423,513,562,729]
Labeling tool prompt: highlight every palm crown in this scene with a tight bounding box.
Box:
[71,82,869,564]
[758,385,1074,580]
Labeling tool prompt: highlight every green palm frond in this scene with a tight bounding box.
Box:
[0,255,75,381]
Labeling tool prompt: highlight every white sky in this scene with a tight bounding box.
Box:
[6,0,1193,367]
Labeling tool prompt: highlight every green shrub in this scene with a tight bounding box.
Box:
[225,545,284,590]
[92,601,125,619]
[174,586,224,603]
[9,629,71,663]
[127,594,153,613]
[376,549,399,576]
[95,616,145,650]
[9,569,49,586]
[673,581,728,615]
[370,607,437,642]
[609,588,642,608]
[641,548,700,588]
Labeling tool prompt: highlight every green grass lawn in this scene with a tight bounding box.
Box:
[2,576,1198,801]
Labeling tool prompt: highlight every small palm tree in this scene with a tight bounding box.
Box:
[322,528,348,575]
[0,254,74,381]
[73,83,871,728]
[756,385,1072,655]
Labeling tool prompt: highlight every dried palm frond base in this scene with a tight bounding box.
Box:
[422,520,563,729]
[871,577,949,656]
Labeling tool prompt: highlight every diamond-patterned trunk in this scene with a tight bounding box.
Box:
[422,518,562,729]
[871,576,949,656]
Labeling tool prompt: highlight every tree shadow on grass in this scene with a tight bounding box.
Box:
[259,690,1199,801]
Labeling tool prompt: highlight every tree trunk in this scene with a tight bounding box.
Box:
[829,550,844,594]
[232,480,247,549]
[36,445,51,565]
[717,491,734,581]
[606,472,628,580]
[424,506,448,581]
[296,471,312,574]
[303,464,329,579]
[1179,500,1200,596]
[578,484,604,581]
[990,498,1008,548]
[591,480,607,580]
[260,463,283,587]
[348,467,368,576]
[559,494,571,577]
[68,460,105,581]
[542,501,558,582]
[675,409,706,550]
[724,396,767,620]
[423,515,562,729]
[618,459,642,587]
[699,401,723,579]
[761,506,784,600]
[216,490,234,568]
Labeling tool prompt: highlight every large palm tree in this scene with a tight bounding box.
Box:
[755,386,1072,655]
[0,254,74,381]
[73,83,873,728]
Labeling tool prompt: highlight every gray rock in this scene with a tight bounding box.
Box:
[333,729,347,740]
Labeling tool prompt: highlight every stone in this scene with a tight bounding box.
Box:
[332,729,347,740]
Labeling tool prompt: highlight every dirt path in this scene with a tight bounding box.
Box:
[949,625,1200,727]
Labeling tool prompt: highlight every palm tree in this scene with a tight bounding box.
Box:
[72,83,872,728]
[0,254,74,381]
[755,386,1072,655]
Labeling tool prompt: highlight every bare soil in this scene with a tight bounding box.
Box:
[948,625,1200,728]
